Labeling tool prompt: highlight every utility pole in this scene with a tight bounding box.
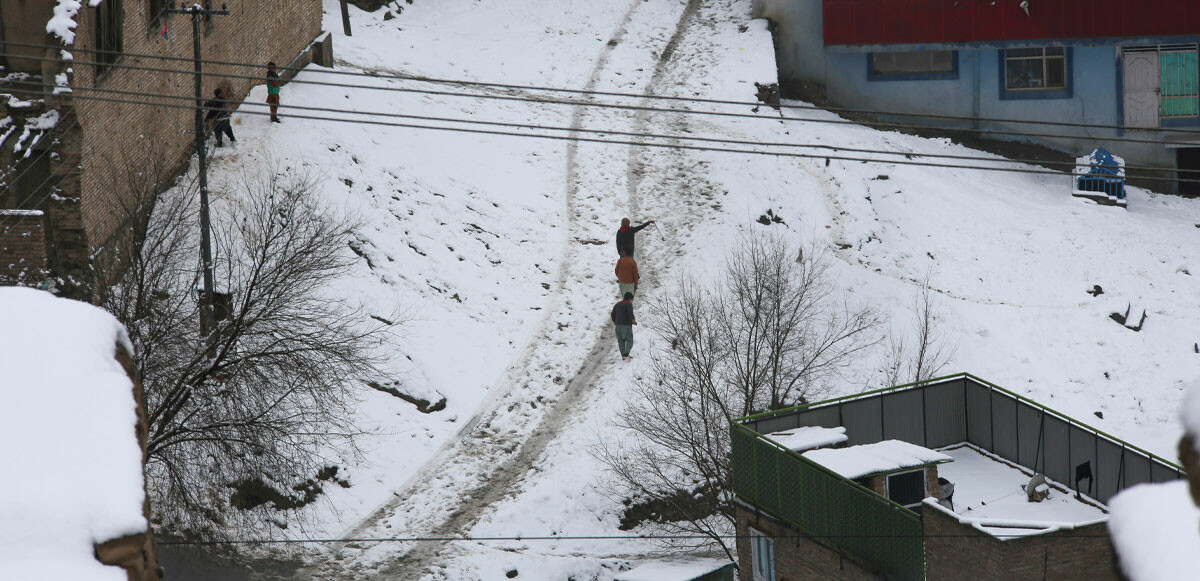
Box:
[165,2,228,340]
[340,0,353,36]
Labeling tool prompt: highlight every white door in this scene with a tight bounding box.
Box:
[1124,50,1160,128]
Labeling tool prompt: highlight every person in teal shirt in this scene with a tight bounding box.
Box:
[266,62,282,123]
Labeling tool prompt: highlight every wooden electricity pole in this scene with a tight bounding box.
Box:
[340,0,353,36]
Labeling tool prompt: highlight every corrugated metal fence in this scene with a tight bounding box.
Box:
[739,374,1183,506]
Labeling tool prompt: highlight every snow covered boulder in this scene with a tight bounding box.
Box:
[0,287,159,581]
[1107,378,1200,581]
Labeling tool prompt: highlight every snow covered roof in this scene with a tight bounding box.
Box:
[1108,480,1200,581]
[802,440,951,479]
[616,558,734,581]
[934,445,1108,538]
[765,425,848,452]
[0,287,147,581]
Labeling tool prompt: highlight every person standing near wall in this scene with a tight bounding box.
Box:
[204,87,236,147]
[611,292,636,361]
[266,62,282,123]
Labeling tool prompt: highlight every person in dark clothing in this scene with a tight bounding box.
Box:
[616,217,654,258]
[204,87,235,147]
[611,292,636,360]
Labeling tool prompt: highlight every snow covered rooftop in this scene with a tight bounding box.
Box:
[802,439,951,479]
[932,445,1107,539]
[1108,480,1200,581]
[765,425,848,452]
[0,287,147,580]
[616,557,734,581]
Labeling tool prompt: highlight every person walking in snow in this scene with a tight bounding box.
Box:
[266,61,282,123]
[616,253,639,299]
[204,87,236,147]
[616,217,654,258]
[611,292,636,360]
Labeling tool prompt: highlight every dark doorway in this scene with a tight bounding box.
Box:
[1178,148,1200,196]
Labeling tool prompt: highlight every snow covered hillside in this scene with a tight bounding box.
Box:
[186,0,1200,578]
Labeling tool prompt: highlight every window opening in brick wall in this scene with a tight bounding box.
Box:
[886,469,927,510]
[93,0,123,76]
[1004,47,1066,91]
[750,528,775,581]
[148,0,167,27]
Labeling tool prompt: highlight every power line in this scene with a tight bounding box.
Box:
[8,39,1197,137]
[157,532,1110,545]
[2,49,1194,151]
[33,89,1200,187]
[17,77,1191,177]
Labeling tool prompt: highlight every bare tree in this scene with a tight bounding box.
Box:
[877,273,957,387]
[95,160,392,535]
[597,232,882,559]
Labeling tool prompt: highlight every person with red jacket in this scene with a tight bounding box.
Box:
[616,217,654,258]
[611,292,636,360]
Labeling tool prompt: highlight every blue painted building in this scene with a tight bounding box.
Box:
[752,0,1200,194]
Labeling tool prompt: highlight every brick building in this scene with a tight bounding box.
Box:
[731,374,1184,580]
[0,0,329,295]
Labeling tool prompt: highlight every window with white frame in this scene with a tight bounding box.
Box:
[1004,47,1067,90]
[750,528,775,581]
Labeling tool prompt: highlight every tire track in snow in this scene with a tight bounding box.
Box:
[299,2,656,578]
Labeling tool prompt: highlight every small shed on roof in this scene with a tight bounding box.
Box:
[615,558,735,581]
[805,440,954,511]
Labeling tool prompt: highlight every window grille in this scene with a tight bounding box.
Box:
[93,0,123,76]
[1004,47,1066,91]
[1159,46,1198,118]
[750,528,775,581]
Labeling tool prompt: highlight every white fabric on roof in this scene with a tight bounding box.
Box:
[765,425,848,452]
[802,440,950,479]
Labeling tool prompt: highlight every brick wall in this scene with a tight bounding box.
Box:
[0,211,48,283]
[924,503,1120,581]
[735,503,883,581]
[70,0,322,252]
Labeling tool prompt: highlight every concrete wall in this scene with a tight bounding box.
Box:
[755,1,1191,188]
[69,0,323,254]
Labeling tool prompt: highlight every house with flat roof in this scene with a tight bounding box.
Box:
[751,0,1200,194]
[731,373,1184,581]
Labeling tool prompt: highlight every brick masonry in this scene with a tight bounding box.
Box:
[70,0,322,248]
[0,211,48,283]
[924,505,1120,581]
[735,502,883,581]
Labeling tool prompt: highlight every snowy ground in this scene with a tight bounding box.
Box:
[179,0,1200,578]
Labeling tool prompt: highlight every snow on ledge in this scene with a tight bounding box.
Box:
[616,557,734,581]
[47,0,103,45]
[1108,480,1200,581]
[0,287,144,581]
[803,439,951,479]
[765,425,848,452]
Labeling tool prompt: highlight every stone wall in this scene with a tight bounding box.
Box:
[924,503,1119,581]
[735,502,882,581]
[95,344,161,581]
[69,0,323,254]
[0,211,48,283]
